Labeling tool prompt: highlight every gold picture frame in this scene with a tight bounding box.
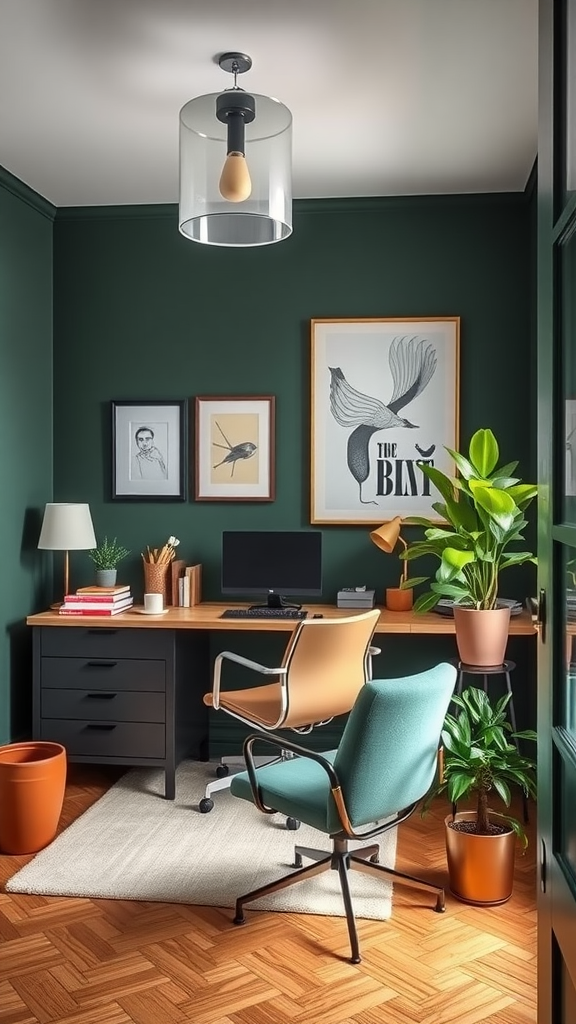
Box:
[310,317,460,524]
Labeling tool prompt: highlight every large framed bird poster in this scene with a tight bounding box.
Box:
[194,395,275,501]
[310,317,460,524]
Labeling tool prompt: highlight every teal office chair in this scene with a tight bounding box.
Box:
[230,662,456,964]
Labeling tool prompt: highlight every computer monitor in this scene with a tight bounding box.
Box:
[221,530,322,609]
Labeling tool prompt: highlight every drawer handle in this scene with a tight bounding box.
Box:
[86,661,118,669]
[86,692,117,700]
[84,723,117,731]
[86,629,118,635]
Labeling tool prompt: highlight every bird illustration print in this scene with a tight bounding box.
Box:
[329,336,437,503]
[212,420,257,476]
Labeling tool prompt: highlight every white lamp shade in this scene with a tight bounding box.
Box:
[179,90,292,247]
[38,503,96,551]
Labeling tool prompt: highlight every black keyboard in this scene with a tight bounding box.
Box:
[220,608,308,620]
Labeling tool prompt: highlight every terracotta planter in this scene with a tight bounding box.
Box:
[445,811,516,905]
[0,741,67,854]
[385,587,413,611]
[453,606,511,667]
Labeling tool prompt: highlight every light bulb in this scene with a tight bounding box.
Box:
[219,151,252,202]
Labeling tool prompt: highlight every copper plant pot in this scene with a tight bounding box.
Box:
[452,606,511,667]
[385,587,413,611]
[445,811,517,905]
[0,742,67,854]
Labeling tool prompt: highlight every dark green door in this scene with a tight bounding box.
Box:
[538,1,576,1019]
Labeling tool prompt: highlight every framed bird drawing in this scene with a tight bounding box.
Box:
[194,395,275,501]
[310,317,460,524]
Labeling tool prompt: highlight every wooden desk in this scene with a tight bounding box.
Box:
[27,603,536,635]
[26,604,535,797]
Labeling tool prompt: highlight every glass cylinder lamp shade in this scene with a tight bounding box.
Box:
[179,90,292,247]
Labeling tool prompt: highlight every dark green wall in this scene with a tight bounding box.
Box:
[53,194,535,604]
[51,193,537,742]
[0,167,55,743]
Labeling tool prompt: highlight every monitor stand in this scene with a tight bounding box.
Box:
[248,594,302,611]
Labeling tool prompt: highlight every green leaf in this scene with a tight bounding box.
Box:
[443,548,475,571]
[400,576,429,589]
[413,591,441,612]
[473,485,516,516]
[417,463,456,504]
[490,476,520,490]
[507,484,538,508]
[489,460,518,480]
[492,777,511,806]
[469,428,499,477]
[447,772,474,803]
[446,449,478,481]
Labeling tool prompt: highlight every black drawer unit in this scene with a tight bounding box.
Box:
[32,625,209,799]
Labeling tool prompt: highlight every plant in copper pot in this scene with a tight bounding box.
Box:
[400,427,538,664]
[426,686,537,905]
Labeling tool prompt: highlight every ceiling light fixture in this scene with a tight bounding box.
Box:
[178,52,292,247]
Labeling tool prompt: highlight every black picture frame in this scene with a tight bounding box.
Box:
[111,400,187,502]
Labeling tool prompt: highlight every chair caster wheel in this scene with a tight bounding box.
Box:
[370,854,379,864]
[199,798,214,813]
[216,764,230,778]
[286,817,301,831]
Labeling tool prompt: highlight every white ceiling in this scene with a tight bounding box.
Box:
[0,0,538,209]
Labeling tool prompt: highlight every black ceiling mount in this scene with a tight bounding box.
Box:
[218,52,252,77]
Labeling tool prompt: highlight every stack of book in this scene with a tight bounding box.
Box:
[59,584,133,616]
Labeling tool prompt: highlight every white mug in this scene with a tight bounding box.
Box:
[143,592,164,614]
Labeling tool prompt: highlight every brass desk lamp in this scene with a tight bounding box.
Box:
[370,517,413,611]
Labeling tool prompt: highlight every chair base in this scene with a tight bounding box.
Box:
[232,836,445,964]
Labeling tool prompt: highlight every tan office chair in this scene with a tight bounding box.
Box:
[199,609,381,820]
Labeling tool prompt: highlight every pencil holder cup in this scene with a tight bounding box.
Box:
[143,562,170,604]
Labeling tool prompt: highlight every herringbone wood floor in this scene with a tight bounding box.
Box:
[0,765,537,1024]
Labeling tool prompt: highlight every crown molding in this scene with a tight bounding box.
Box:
[0,165,56,220]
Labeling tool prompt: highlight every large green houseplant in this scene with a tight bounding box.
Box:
[427,685,537,904]
[401,427,538,612]
[400,428,538,664]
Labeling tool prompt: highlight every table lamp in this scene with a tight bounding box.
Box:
[38,503,97,603]
[370,517,413,611]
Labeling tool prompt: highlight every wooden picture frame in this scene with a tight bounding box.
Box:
[310,317,460,524]
[111,400,187,501]
[194,395,275,501]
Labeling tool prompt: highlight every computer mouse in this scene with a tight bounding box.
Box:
[312,613,323,619]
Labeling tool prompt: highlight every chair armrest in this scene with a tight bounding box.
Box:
[367,645,381,680]
[212,651,287,709]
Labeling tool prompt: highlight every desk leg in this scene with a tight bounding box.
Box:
[165,768,176,801]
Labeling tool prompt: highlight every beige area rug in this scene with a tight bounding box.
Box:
[6,760,397,920]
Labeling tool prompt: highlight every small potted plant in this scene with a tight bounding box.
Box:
[400,427,538,665]
[426,685,537,905]
[89,536,130,586]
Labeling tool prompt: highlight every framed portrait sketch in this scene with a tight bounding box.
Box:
[111,400,187,501]
[310,317,460,524]
[194,396,275,501]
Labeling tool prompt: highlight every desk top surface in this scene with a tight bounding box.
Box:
[26,603,537,635]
